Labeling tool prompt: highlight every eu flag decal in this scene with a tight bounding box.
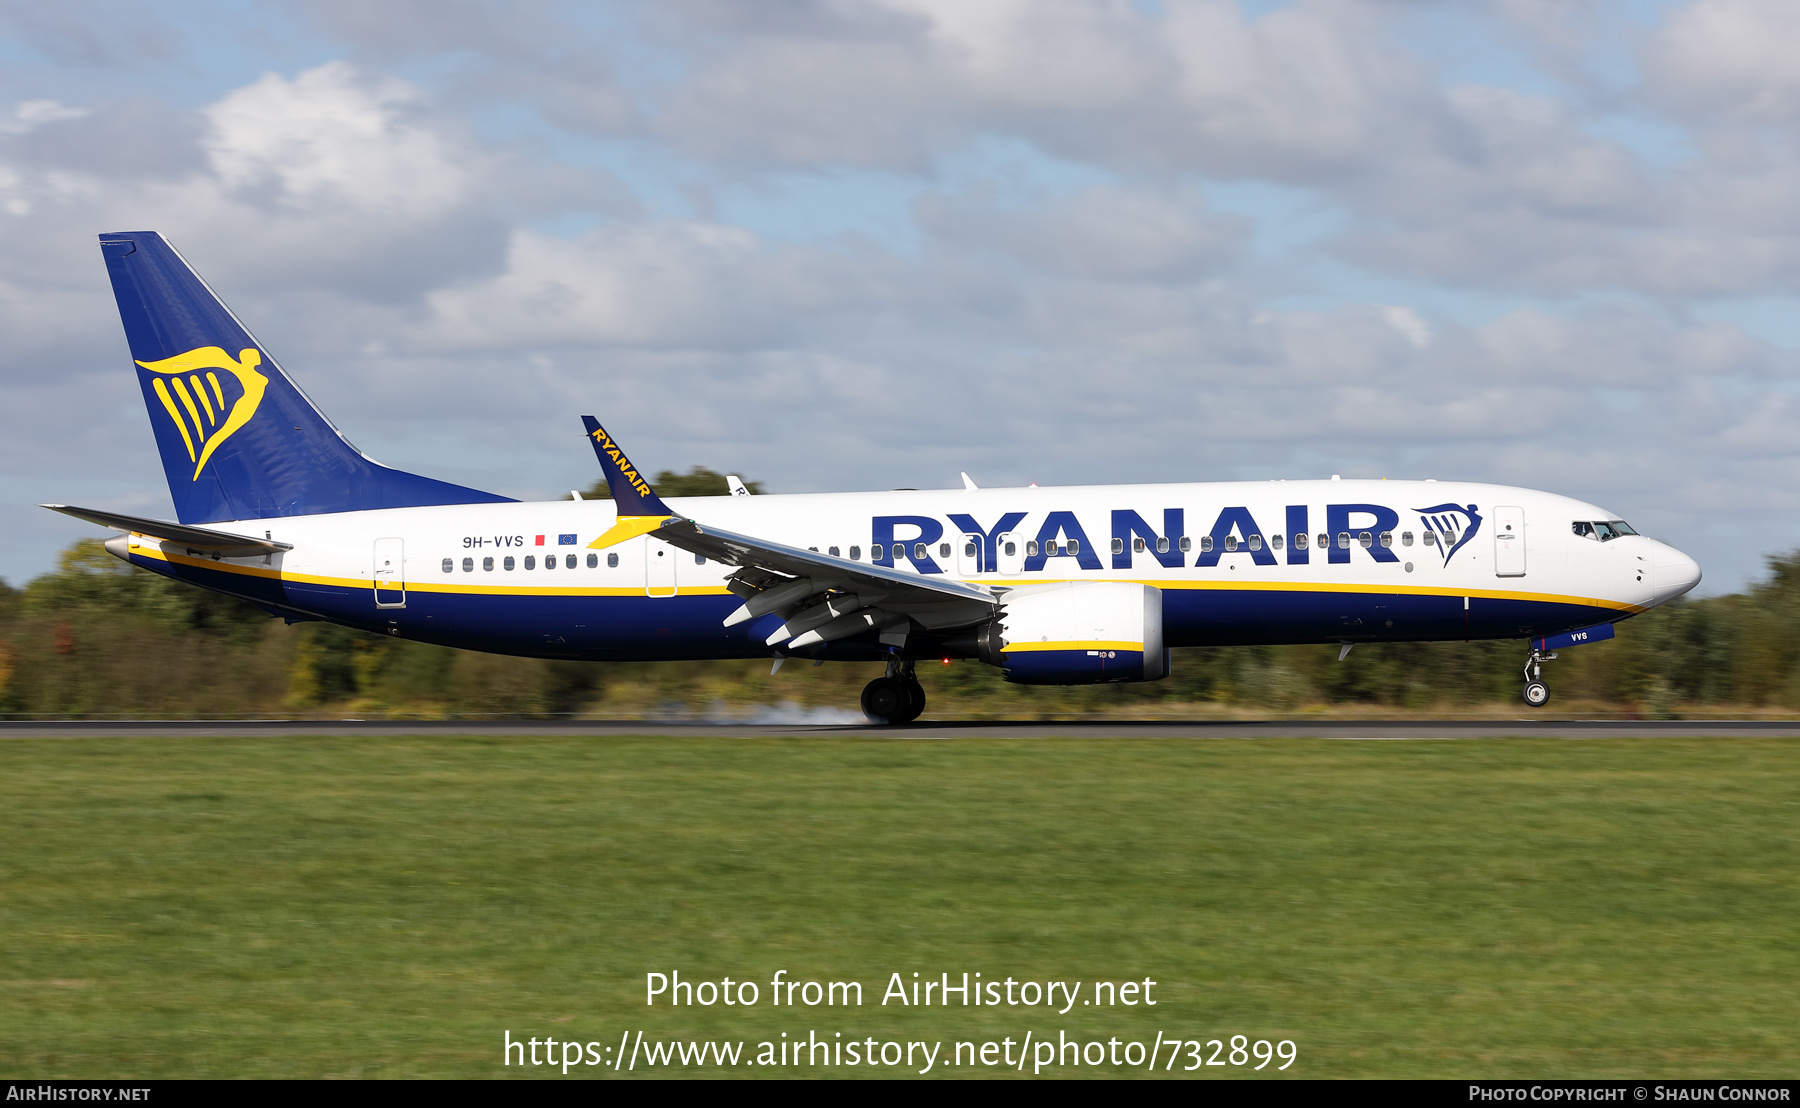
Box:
[559,534,577,545]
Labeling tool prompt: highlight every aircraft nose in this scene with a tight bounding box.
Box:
[1650,542,1702,604]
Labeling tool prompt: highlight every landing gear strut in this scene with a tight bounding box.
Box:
[861,656,925,724]
[1521,646,1555,708]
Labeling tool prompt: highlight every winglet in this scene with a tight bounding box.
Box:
[582,416,677,549]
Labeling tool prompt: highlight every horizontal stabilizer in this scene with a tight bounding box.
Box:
[42,504,293,557]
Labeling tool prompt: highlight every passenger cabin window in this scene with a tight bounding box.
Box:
[1224,535,1238,552]
[695,554,705,565]
[1247,534,1262,551]
[442,558,453,573]
[1271,534,1283,551]
[1359,532,1372,548]
[524,555,536,569]
[566,554,577,569]
[607,553,618,568]
[1293,533,1308,550]
[1178,536,1192,553]
[1401,532,1413,547]
[892,544,904,561]
[1026,540,1039,557]
[964,541,977,559]
[829,546,840,557]
[462,557,474,572]
[939,542,951,559]
[1379,531,1393,548]
[850,546,861,561]
[544,555,555,570]
[1115,538,1128,555]
[1200,536,1213,553]
[587,553,598,568]
[1045,540,1059,556]
[504,556,515,571]
[483,557,494,571]
[1318,533,1329,549]
[1423,532,1437,547]
[1156,536,1170,554]
[1337,533,1350,550]
[1067,539,1080,556]
[1004,541,1017,556]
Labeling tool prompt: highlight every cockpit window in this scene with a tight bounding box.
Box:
[1576,520,1638,542]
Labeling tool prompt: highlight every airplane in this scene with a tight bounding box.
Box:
[45,231,1703,722]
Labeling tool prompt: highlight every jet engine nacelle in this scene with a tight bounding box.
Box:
[987,582,1167,685]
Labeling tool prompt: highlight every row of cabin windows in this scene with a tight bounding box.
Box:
[816,530,1456,563]
[813,542,961,561]
[443,551,714,573]
[445,552,618,573]
[445,529,1458,575]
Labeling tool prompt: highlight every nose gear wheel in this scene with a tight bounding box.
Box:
[1520,646,1555,708]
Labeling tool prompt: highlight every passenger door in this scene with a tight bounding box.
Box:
[1493,506,1526,577]
[373,537,405,607]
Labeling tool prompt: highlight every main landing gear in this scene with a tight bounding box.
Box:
[1521,646,1555,708]
[861,656,925,724]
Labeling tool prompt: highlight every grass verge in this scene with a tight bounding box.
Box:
[1,734,1795,1078]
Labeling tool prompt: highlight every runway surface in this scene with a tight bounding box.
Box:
[4,719,1800,739]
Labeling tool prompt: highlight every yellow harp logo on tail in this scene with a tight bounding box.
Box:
[136,347,269,481]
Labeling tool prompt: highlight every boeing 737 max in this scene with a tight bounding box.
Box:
[47,232,1702,721]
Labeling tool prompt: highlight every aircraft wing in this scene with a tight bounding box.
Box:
[42,504,294,557]
[652,517,998,648]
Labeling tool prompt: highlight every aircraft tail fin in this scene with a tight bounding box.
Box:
[98,231,514,524]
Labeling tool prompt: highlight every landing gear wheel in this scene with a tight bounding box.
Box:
[861,677,913,724]
[898,680,926,723]
[1522,680,1550,708]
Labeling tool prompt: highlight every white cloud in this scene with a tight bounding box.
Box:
[204,62,469,219]
[0,99,89,134]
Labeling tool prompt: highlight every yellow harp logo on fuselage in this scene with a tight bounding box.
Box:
[136,347,269,481]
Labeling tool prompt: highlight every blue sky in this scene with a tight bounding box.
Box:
[2,0,1799,594]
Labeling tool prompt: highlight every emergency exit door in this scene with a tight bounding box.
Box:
[645,538,677,597]
[373,537,405,607]
[1493,506,1526,577]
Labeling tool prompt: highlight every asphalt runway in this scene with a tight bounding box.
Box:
[3,719,1800,739]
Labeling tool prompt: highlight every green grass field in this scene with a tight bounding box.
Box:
[1,733,1796,1078]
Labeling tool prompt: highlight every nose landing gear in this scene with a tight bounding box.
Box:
[861,656,925,724]
[1522,647,1555,707]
